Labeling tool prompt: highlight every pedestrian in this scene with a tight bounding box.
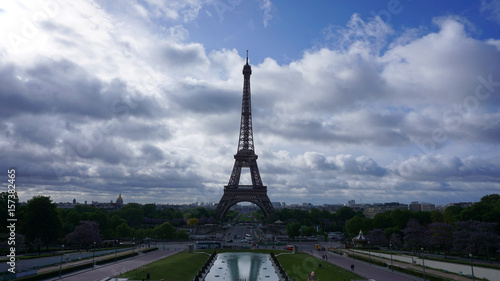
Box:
[146,272,150,281]
[351,264,354,271]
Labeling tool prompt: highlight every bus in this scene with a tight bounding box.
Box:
[196,241,221,249]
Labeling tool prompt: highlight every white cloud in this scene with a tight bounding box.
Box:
[259,0,274,27]
[481,0,500,24]
[323,13,393,55]
[1,1,499,205]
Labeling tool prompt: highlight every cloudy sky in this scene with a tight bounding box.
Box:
[1,0,500,206]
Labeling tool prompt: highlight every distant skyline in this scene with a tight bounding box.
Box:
[1,1,500,206]
[55,195,476,207]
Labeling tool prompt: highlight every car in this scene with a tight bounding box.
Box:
[226,239,233,243]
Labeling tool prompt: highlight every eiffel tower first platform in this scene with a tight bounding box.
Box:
[215,52,274,220]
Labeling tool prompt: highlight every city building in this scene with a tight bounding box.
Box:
[363,202,409,218]
[116,193,124,207]
[409,201,436,212]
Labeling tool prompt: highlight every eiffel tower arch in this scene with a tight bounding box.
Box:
[216,52,274,220]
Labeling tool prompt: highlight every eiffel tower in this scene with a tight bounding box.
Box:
[215,51,274,220]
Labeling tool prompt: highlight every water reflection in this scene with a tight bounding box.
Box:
[204,252,280,281]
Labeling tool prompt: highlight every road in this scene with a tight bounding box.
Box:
[222,224,254,246]
[0,247,134,273]
[307,249,421,281]
[47,246,183,281]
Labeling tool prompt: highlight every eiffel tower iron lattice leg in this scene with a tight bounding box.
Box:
[216,51,274,220]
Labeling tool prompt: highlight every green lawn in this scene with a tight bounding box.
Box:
[118,251,209,281]
[237,213,253,222]
[278,252,362,281]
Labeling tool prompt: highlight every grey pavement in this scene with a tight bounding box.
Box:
[309,249,422,281]
[333,249,476,281]
[46,248,181,281]
[0,248,134,273]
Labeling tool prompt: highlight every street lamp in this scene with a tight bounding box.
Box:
[92,242,96,269]
[59,244,64,278]
[469,254,475,281]
[421,248,426,281]
[368,241,371,265]
[390,243,393,272]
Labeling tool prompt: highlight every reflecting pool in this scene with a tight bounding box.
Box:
[204,252,280,281]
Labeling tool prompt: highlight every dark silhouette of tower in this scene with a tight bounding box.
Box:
[215,51,274,219]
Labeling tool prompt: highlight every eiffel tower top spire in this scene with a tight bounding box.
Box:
[238,50,254,154]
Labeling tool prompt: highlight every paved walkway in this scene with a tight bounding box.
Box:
[45,249,181,281]
[307,250,421,281]
[332,249,472,281]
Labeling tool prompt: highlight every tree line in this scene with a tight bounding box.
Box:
[276,194,500,259]
[2,192,499,258]
[0,193,217,254]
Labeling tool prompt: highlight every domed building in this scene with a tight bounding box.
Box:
[116,193,124,207]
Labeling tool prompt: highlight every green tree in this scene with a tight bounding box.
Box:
[88,210,109,234]
[183,212,192,220]
[391,209,413,229]
[287,222,301,239]
[116,222,132,239]
[431,210,444,223]
[384,226,402,241]
[176,229,189,240]
[110,215,127,231]
[336,206,356,222]
[460,194,500,233]
[142,203,157,218]
[187,217,199,226]
[22,196,62,247]
[66,210,81,226]
[373,211,393,230]
[0,192,19,234]
[153,222,176,240]
[413,211,432,226]
[194,207,209,218]
[114,204,144,226]
[443,205,462,225]
[345,216,364,237]
[310,208,321,224]
[301,225,317,237]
